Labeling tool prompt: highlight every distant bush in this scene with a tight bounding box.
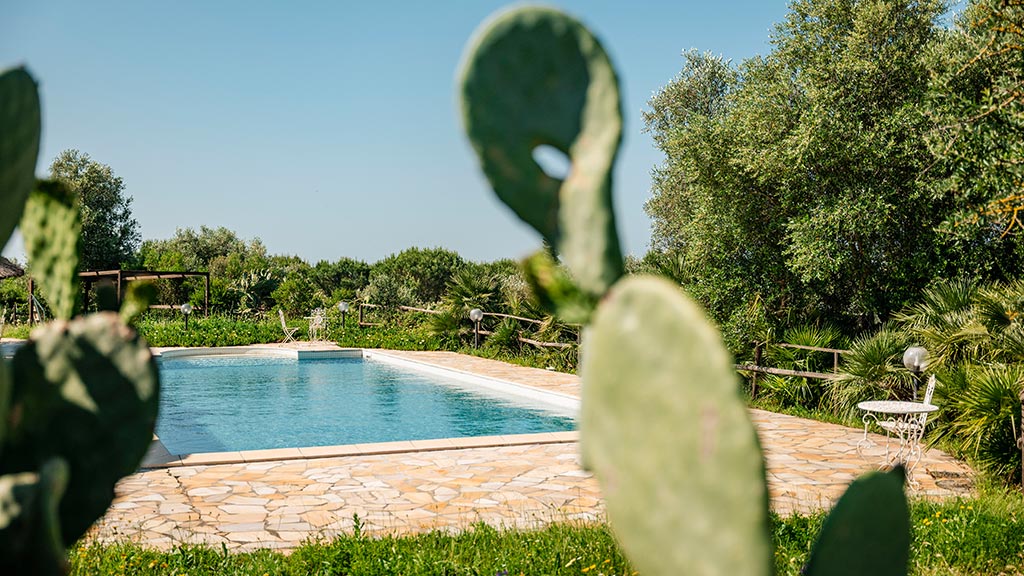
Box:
[332,312,443,351]
[370,247,465,305]
[135,314,283,347]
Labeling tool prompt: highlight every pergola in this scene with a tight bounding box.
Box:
[27,269,210,324]
[0,256,24,280]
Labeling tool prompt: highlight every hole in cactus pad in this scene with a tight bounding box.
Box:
[532,145,571,180]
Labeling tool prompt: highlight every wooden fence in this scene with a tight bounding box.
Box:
[356,303,579,350]
[735,342,850,399]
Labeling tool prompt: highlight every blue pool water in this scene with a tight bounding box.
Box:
[155,355,575,454]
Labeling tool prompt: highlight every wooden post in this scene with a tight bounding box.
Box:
[83,280,91,313]
[833,351,839,372]
[358,304,365,327]
[27,278,35,326]
[751,342,762,399]
[1019,388,1023,492]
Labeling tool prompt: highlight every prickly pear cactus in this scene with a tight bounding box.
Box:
[583,276,772,575]
[460,6,624,308]
[0,67,41,247]
[0,65,160,574]
[804,467,910,576]
[21,179,81,320]
[461,7,911,576]
[6,313,159,544]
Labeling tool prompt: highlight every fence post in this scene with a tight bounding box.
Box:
[750,342,762,399]
[358,304,364,327]
[27,277,35,326]
[1019,388,1023,492]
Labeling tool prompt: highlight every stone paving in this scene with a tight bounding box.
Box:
[88,347,974,551]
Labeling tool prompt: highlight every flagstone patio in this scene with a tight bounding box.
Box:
[88,347,973,552]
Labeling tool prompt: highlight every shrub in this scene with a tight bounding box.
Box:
[135,314,283,347]
[370,247,465,305]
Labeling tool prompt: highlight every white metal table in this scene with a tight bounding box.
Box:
[857,400,938,485]
[305,308,327,341]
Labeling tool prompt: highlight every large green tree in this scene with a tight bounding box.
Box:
[135,226,271,312]
[644,0,1024,341]
[49,149,140,270]
[926,0,1024,236]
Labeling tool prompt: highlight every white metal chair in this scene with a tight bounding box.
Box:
[878,374,937,436]
[307,307,326,341]
[278,309,299,343]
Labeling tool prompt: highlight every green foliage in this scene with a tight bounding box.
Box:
[70,522,632,576]
[48,150,140,271]
[643,0,1024,333]
[937,364,1024,483]
[311,257,370,302]
[359,273,416,313]
[271,263,327,317]
[0,67,40,248]
[484,316,520,353]
[135,226,272,314]
[828,327,914,417]
[925,0,1024,238]
[804,468,910,576]
[462,7,915,575]
[135,314,282,347]
[0,67,160,572]
[370,247,464,306]
[428,267,500,347]
[21,179,81,320]
[65,492,1024,575]
[0,274,28,319]
[229,268,278,316]
[7,313,159,545]
[582,276,772,576]
[835,277,1024,483]
[758,324,846,410]
[332,314,442,351]
[460,7,624,308]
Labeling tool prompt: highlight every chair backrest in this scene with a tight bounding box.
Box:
[278,309,288,328]
[922,374,937,405]
[918,374,938,427]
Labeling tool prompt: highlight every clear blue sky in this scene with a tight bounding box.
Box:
[2,1,790,265]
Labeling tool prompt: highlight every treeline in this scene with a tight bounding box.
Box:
[639,0,1024,348]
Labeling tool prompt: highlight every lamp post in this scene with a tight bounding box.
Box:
[337,301,349,330]
[469,308,484,348]
[902,345,929,401]
[181,303,193,331]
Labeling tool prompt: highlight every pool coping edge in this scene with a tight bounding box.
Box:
[144,346,581,469]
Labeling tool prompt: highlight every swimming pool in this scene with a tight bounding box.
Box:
[156,351,577,454]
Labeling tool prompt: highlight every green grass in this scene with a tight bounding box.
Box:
[135,315,283,347]
[71,522,631,576]
[330,313,443,351]
[70,492,1024,576]
[1,322,30,339]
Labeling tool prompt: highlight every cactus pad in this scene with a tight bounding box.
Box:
[460,7,624,299]
[0,458,69,575]
[5,312,159,544]
[0,67,41,249]
[804,467,910,576]
[21,179,81,320]
[581,275,772,576]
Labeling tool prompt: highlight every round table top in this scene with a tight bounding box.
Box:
[857,400,938,415]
